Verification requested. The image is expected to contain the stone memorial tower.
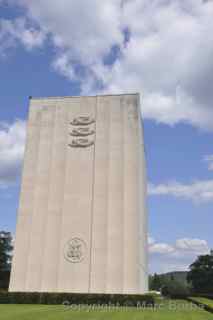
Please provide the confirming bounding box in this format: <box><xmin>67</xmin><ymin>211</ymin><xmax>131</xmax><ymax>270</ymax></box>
<box><xmin>9</xmin><ymin>94</ymin><xmax>148</xmax><ymax>293</ymax></box>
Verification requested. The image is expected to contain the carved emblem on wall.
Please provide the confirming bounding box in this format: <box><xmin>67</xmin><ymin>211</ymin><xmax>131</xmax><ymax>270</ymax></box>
<box><xmin>69</xmin><ymin>115</ymin><xmax>96</xmax><ymax>148</ymax></box>
<box><xmin>69</xmin><ymin>138</ymin><xmax>94</xmax><ymax>148</ymax></box>
<box><xmin>64</xmin><ymin>238</ymin><xmax>86</xmax><ymax>263</ymax></box>
<box><xmin>70</xmin><ymin>116</ymin><xmax>95</xmax><ymax>126</ymax></box>
<box><xmin>70</xmin><ymin>127</ymin><xmax>95</xmax><ymax>137</ymax></box>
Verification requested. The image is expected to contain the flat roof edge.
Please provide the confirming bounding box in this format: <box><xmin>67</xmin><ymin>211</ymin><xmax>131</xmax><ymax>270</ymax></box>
<box><xmin>29</xmin><ymin>93</ymin><xmax>140</xmax><ymax>100</ymax></box>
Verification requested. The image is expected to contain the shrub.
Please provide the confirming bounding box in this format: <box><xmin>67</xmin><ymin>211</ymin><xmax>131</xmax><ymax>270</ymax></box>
<box><xmin>161</xmin><ymin>280</ymin><xmax>190</xmax><ymax>299</ymax></box>
<box><xmin>0</xmin><ymin>292</ymin><xmax>155</xmax><ymax>306</ymax></box>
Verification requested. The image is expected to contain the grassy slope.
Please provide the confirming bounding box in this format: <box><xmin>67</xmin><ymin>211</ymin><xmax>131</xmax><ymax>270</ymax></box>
<box><xmin>0</xmin><ymin>300</ymin><xmax>212</xmax><ymax>320</ymax></box>
<box><xmin>189</xmin><ymin>297</ymin><xmax>213</xmax><ymax>308</ymax></box>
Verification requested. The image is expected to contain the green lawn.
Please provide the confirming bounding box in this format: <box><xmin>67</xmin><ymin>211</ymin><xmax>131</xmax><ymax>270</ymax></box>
<box><xmin>189</xmin><ymin>297</ymin><xmax>213</xmax><ymax>309</ymax></box>
<box><xmin>0</xmin><ymin>300</ymin><xmax>212</xmax><ymax>320</ymax></box>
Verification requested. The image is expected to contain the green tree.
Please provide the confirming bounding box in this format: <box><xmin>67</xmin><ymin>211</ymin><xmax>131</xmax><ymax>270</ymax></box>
<box><xmin>161</xmin><ymin>279</ymin><xmax>190</xmax><ymax>298</ymax></box>
<box><xmin>149</xmin><ymin>273</ymin><xmax>162</xmax><ymax>290</ymax></box>
<box><xmin>0</xmin><ymin>231</ymin><xmax>13</xmax><ymax>289</ymax></box>
<box><xmin>187</xmin><ymin>253</ymin><xmax>213</xmax><ymax>294</ymax></box>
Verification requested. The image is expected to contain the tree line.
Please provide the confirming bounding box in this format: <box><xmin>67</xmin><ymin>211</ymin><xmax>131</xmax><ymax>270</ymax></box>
<box><xmin>0</xmin><ymin>231</ymin><xmax>13</xmax><ymax>290</ymax></box>
<box><xmin>149</xmin><ymin>252</ymin><xmax>213</xmax><ymax>296</ymax></box>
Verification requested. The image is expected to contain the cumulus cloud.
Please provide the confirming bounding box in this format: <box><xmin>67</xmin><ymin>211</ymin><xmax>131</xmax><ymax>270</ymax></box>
<box><xmin>100</xmin><ymin>0</ymin><xmax>213</xmax><ymax>130</ymax></box>
<box><xmin>16</xmin><ymin>0</ymin><xmax>123</xmax><ymax>62</ymax></box>
<box><xmin>175</xmin><ymin>238</ymin><xmax>209</xmax><ymax>253</ymax></box>
<box><xmin>0</xmin><ymin>120</ymin><xmax>26</xmax><ymax>188</ymax></box>
<box><xmin>149</xmin><ymin>242</ymin><xmax>175</xmax><ymax>254</ymax></box>
<box><xmin>149</xmin><ymin>236</ymin><xmax>210</xmax><ymax>273</ymax></box>
<box><xmin>149</xmin><ymin>237</ymin><xmax>209</xmax><ymax>256</ymax></box>
<box><xmin>2</xmin><ymin>0</ymin><xmax>213</xmax><ymax>130</ymax></box>
<box><xmin>0</xmin><ymin>17</ymin><xmax>45</xmax><ymax>53</ymax></box>
<box><xmin>148</xmin><ymin>180</ymin><xmax>213</xmax><ymax>203</ymax></box>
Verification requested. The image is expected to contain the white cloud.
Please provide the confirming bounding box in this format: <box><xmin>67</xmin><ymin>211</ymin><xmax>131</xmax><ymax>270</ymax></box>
<box><xmin>0</xmin><ymin>120</ymin><xmax>26</xmax><ymax>188</ymax></box>
<box><xmin>148</xmin><ymin>180</ymin><xmax>213</xmax><ymax>203</ymax></box>
<box><xmin>16</xmin><ymin>0</ymin><xmax>123</xmax><ymax>62</ymax></box>
<box><xmin>2</xmin><ymin>1</ymin><xmax>213</xmax><ymax>130</ymax></box>
<box><xmin>149</xmin><ymin>236</ymin><xmax>210</xmax><ymax>273</ymax></box>
<box><xmin>203</xmin><ymin>155</ymin><xmax>213</xmax><ymax>171</ymax></box>
<box><xmin>1</xmin><ymin>1</ymin><xmax>213</xmax><ymax>187</ymax></box>
<box><xmin>0</xmin><ymin>17</ymin><xmax>45</xmax><ymax>53</ymax></box>
<box><xmin>175</xmin><ymin>238</ymin><xmax>209</xmax><ymax>253</ymax></box>
<box><xmin>149</xmin><ymin>237</ymin><xmax>209</xmax><ymax>256</ymax></box>
<box><xmin>100</xmin><ymin>0</ymin><xmax>213</xmax><ymax>130</ymax></box>
<box><xmin>149</xmin><ymin>242</ymin><xmax>175</xmax><ymax>254</ymax></box>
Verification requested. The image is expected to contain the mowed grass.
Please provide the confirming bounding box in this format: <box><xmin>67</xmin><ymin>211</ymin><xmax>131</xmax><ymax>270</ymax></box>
<box><xmin>0</xmin><ymin>300</ymin><xmax>212</xmax><ymax>320</ymax></box>
<box><xmin>189</xmin><ymin>297</ymin><xmax>213</xmax><ymax>308</ymax></box>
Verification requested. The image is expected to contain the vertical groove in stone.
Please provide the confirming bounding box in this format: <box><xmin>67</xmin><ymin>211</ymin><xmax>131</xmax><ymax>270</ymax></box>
<box><xmin>105</xmin><ymin>106</ymin><xmax>110</xmax><ymax>294</ymax></box>
<box><xmin>55</xmin><ymin>103</ymin><xmax>69</xmax><ymax>292</ymax></box>
<box><xmin>9</xmin><ymin>106</ymin><xmax>41</xmax><ymax>291</ymax></box>
<box><xmin>121</xmin><ymin>97</ymin><xmax>124</xmax><ymax>294</ymax></box>
<box><xmin>57</xmin><ymin>97</ymin><xmax>95</xmax><ymax>292</ymax></box>
<box><xmin>121</xmin><ymin>96</ymin><xmax>126</xmax><ymax>294</ymax></box>
<box><xmin>57</xmin><ymin>100</ymin><xmax>78</xmax><ymax>292</ymax></box>
<box><xmin>55</xmin><ymin>104</ymin><xmax>69</xmax><ymax>293</ymax></box>
<box><xmin>25</xmin><ymin>106</ymin><xmax>54</xmax><ymax>291</ymax></box>
<box><xmin>106</xmin><ymin>96</ymin><xmax>124</xmax><ymax>293</ymax></box>
<box><xmin>88</xmin><ymin>96</ymin><xmax>97</xmax><ymax>293</ymax></box>
<box><xmin>39</xmin><ymin>105</ymin><xmax>56</xmax><ymax>291</ymax></box>
<box><xmin>23</xmin><ymin>107</ymin><xmax>42</xmax><ymax>291</ymax></box>
<box><xmin>90</xmin><ymin>96</ymin><xmax>110</xmax><ymax>293</ymax></box>
<box><xmin>123</xmin><ymin>95</ymin><xmax>140</xmax><ymax>293</ymax></box>
<box><xmin>137</xmin><ymin>94</ymin><xmax>148</xmax><ymax>293</ymax></box>
<box><xmin>41</xmin><ymin>102</ymin><xmax>68</xmax><ymax>291</ymax></box>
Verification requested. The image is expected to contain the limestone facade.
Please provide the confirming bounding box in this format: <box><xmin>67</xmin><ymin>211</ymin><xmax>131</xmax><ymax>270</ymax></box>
<box><xmin>9</xmin><ymin>94</ymin><xmax>148</xmax><ymax>293</ymax></box>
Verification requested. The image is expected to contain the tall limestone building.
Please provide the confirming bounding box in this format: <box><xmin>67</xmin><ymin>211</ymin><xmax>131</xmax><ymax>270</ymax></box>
<box><xmin>9</xmin><ymin>94</ymin><xmax>148</xmax><ymax>294</ymax></box>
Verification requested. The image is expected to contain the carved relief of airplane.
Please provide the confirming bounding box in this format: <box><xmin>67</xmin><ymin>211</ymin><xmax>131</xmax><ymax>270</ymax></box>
<box><xmin>70</xmin><ymin>127</ymin><xmax>95</xmax><ymax>136</ymax></box>
<box><xmin>69</xmin><ymin>138</ymin><xmax>94</xmax><ymax>148</ymax></box>
<box><xmin>70</xmin><ymin>116</ymin><xmax>95</xmax><ymax>126</ymax></box>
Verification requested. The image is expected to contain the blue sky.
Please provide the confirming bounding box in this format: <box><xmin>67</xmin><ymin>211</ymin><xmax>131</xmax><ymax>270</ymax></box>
<box><xmin>0</xmin><ymin>0</ymin><xmax>213</xmax><ymax>274</ymax></box>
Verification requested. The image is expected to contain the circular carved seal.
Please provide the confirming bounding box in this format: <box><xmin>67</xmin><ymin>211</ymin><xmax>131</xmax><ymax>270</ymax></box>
<box><xmin>64</xmin><ymin>238</ymin><xmax>86</xmax><ymax>263</ymax></box>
